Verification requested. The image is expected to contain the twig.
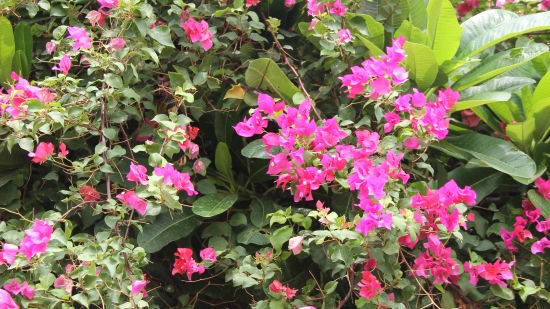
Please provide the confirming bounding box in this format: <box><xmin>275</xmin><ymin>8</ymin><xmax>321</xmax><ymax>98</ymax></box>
<box><xmin>400</xmin><ymin>250</ymin><xmax>442</xmax><ymax>309</ymax></box>
<box><xmin>337</xmin><ymin>267</ymin><xmax>355</xmax><ymax>309</ymax></box>
<box><xmin>100</xmin><ymin>83</ymin><xmax>111</xmax><ymax>200</ymax></box>
<box><xmin>259</xmin><ymin>11</ymin><xmax>322</xmax><ymax>120</ymax></box>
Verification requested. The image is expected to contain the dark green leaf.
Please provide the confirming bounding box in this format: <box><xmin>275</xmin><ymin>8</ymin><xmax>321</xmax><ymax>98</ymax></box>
<box><xmin>137</xmin><ymin>210</ymin><xmax>200</xmax><ymax>253</ymax></box>
<box><xmin>192</xmin><ymin>193</ymin><xmax>238</xmax><ymax>217</ymax></box>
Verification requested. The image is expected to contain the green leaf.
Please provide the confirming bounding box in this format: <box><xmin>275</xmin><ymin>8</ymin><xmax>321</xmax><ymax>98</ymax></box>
<box><xmin>459</xmin><ymin>10</ymin><xmax>517</xmax><ymax>56</ymax></box>
<box><xmin>395</xmin><ymin>20</ymin><xmax>428</xmax><ymax>45</ymax></box>
<box><xmin>452</xmin><ymin>45</ymin><xmax>549</xmax><ymax>91</ymax></box>
<box><xmin>490</xmin><ymin>285</ymin><xmax>515</xmax><ymax>300</ymax></box>
<box><xmin>0</xmin><ymin>16</ymin><xmax>15</xmax><ymax>83</ymax></box>
<box><xmin>245</xmin><ymin>58</ymin><xmax>300</xmax><ymax>103</ymax></box>
<box><xmin>506</xmin><ymin>118</ymin><xmax>535</xmax><ymax>152</ymax></box>
<box><xmin>13</xmin><ymin>22</ymin><xmax>32</xmax><ymax>75</ymax></box>
<box><xmin>448</xmin><ymin>166</ymin><xmax>506</xmax><ymax>204</ymax></box>
<box><xmin>355</xmin><ymin>34</ymin><xmax>385</xmax><ymax>57</ymax></box>
<box><xmin>237</xmin><ymin>227</ymin><xmax>270</xmax><ymax>245</ymax></box>
<box><xmin>407</xmin><ymin>0</ymin><xmax>427</xmax><ymax>29</ymax></box>
<box><xmin>12</xmin><ymin>50</ymin><xmax>30</xmax><ymax>79</ymax></box>
<box><xmin>458</xmin><ymin>10</ymin><xmax>550</xmax><ymax>58</ymax></box>
<box><xmin>241</xmin><ymin>139</ymin><xmax>269</xmax><ymax>159</ymax></box>
<box><xmin>461</xmin><ymin>76</ymin><xmax>535</xmax><ymax>98</ymax></box>
<box><xmin>270</xmin><ymin>225</ymin><xmax>293</xmax><ymax>252</ymax></box>
<box><xmin>426</xmin><ymin>0</ymin><xmax>462</xmax><ymax>64</ymax></box>
<box><xmin>451</xmin><ymin>92</ymin><xmax>511</xmax><ymax>112</ymax></box>
<box><xmin>192</xmin><ymin>193</ymin><xmax>238</xmax><ymax>217</ymax></box>
<box><xmin>215</xmin><ymin>142</ymin><xmax>233</xmax><ymax>181</ymax></box>
<box><xmin>137</xmin><ymin>210</ymin><xmax>200</xmax><ymax>253</ymax></box>
<box><xmin>104</xmin><ymin>73</ymin><xmax>123</xmax><ymax>89</ymax></box>
<box><xmin>528</xmin><ymin>189</ymin><xmax>550</xmax><ymax>219</ymax></box>
<box><xmin>347</xmin><ymin>13</ymin><xmax>384</xmax><ymax>49</ymax></box>
<box><xmin>71</xmin><ymin>294</ymin><xmax>90</xmax><ymax>308</ymax></box>
<box><xmin>403</xmin><ymin>41</ymin><xmax>438</xmax><ymax>90</ymax></box>
<box><xmin>149</xmin><ymin>25</ymin><xmax>175</xmax><ymax>48</ymax></box>
<box><xmin>445</xmin><ymin>133</ymin><xmax>536</xmax><ymax>178</ymax></box>
<box><xmin>250</xmin><ymin>198</ymin><xmax>276</xmax><ymax>228</ymax></box>
<box><xmin>529</xmin><ymin>71</ymin><xmax>550</xmax><ymax>116</ymax></box>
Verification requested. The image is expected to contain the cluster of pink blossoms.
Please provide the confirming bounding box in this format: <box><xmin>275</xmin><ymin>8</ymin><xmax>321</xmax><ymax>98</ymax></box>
<box><xmin>500</xmin><ymin>177</ymin><xmax>550</xmax><ymax>254</ymax></box>
<box><xmin>172</xmin><ymin>247</ymin><xmax>216</xmax><ymax>280</ymax></box>
<box><xmin>358</xmin><ymin>260</ymin><xmax>383</xmax><ymax>299</ymax></box>
<box><xmin>306</xmin><ymin>0</ymin><xmax>346</xmax><ymax>16</ymax></box>
<box><xmin>28</xmin><ymin>142</ymin><xmax>68</xmax><ymax>165</ymax></box>
<box><xmin>0</xmin><ymin>289</ymin><xmax>19</xmax><ymax>309</ymax></box>
<box><xmin>0</xmin><ymin>220</ymin><xmax>53</xmax><ymax>267</ymax></box>
<box><xmin>0</xmin><ymin>73</ymin><xmax>57</xmax><ymax>121</ymax></box>
<box><xmin>464</xmin><ymin>259</ymin><xmax>515</xmax><ymax>287</ymax></box>
<box><xmin>412</xmin><ymin>234</ymin><xmax>460</xmax><ymax>284</ymax></box>
<box><xmin>181</xmin><ymin>17</ymin><xmax>213</xmax><ymax>51</ymax></box>
<box><xmin>269</xmin><ymin>280</ymin><xmax>298</xmax><ymax>300</ymax></box>
<box><xmin>3</xmin><ymin>279</ymin><xmax>34</xmax><ymax>301</ymax></box>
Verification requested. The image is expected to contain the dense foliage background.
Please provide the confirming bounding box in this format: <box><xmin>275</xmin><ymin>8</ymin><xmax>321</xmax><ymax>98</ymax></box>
<box><xmin>1</xmin><ymin>0</ymin><xmax>550</xmax><ymax>308</ymax></box>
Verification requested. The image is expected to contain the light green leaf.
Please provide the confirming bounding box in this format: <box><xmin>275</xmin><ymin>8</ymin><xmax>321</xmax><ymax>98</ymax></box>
<box><xmin>0</xmin><ymin>16</ymin><xmax>15</xmax><ymax>83</ymax></box>
<box><xmin>403</xmin><ymin>41</ymin><xmax>438</xmax><ymax>90</ymax></box>
<box><xmin>395</xmin><ymin>20</ymin><xmax>428</xmax><ymax>45</ymax></box>
<box><xmin>445</xmin><ymin>133</ymin><xmax>536</xmax><ymax>178</ymax></box>
<box><xmin>451</xmin><ymin>92</ymin><xmax>511</xmax><ymax>112</ymax></box>
<box><xmin>149</xmin><ymin>25</ymin><xmax>175</xmax><ymax>48</ymax></box>
<box><xmin>528</xmin><ymin>189</ymin><xmax>550</xmax><ymax>219</ymax></box>
<box><xmin>347</xmin><ymin>13</ymin><xmax>384</xmax><ymax>49</ymax></box>
<box><xmin>355</xmin><ymin>34</ymin><xmax>385</xmax><ymax>57</ymax></box>
<box><xmin>137</xmin><ymin>210</ymin><xmax>200</xmax><ymax>253</ymax></box>
<box><xmin>529</xmin><ymin>71</ymin><xmax>550</xmax><ymax>115</ymax></box>
<box><xmin>407</xmin><ymin>0</ymin><xmax>427</xmax><ymax>29</ymax></box>
<box><xmin>452</xmin><ymin>44</ymin><xmax>549</xmax><ymax>91</ymax></box>
<box><xmin>426</xmin><ymin>0</ymin><xmax>462</xmax><ymax>64</ymax></box>
<box><xmin>270</xmin><ymin>225</ymin><xmax>293</xmax><ymax>252</ymax></box>
<box><xmin>192</xmin><ymin>193</ymin><xmax>238</xmax><ymax>217</ymax></box>
<box><xmin>245</xmin><ymin>58</ymin><xmax>300</xmax><ymax>103</ymax></box>
<box><xmin>459</xmin><ymin>9</ymin><xmax>517</xmax><ymax>55</ymax></box>
<box><xmin>458</xmin><ymin>10</ymin><xmax>550</xmax><ymax>58</ymax></box>
<box><xmin>215</xmin><ymin>142</ymin><xmax>233</xmax><ymax>181</ymax></box>
<box><xmin>506</xmin><ymin>118</ymin><xmax>535</xmax><ymax>152</ymax></box>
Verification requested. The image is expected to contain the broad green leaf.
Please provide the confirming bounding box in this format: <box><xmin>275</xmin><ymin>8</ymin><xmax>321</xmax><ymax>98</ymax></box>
<box><xmin>528</xmin><ymin>189</ymin><xmax>550</xmax><ymax>219</ymax></box>
<box><xmin>237</xmin><ymin>227</ymin><xmax>270</xmax><ymax>245</ymax></box>
<box><xmin>451</xmin><ymin>92</ymin><xmax>511</xmax><ymax>112</ymax></box>
<box><xmin>13</xmin><ymin>22</ymin><xmax>32</xmax><ymax>72</ymax></box>
<box><xmin>250</xmin><ymin>198</ymin><xmax>276</xmax><ymax>228</ymax></box>
<box><xmin>11</xmin><ymin>50</ymin><xmax>30</xmax><ymax>79</ymax></box>
<box><xmin>192</xmin><ymin>193</ymin><xmax>238</xmax><ymax>217</ymax></box>
<box><xmin>270</xmin><ymin>225</ymin><xmax>293</xmax><ymax>252</ymax></box>
<box><xmin>471</xmin><ymin>106</ymin><xmax>501</xmax><ymax>132</ymax></box>
<box><xmin>506</xmin><ymin>118</ymin><xmax>535</xmax><ymax>152</ymax></box>
<box><xmin>529</xmin><ymin>71</ymin><xmax>550</xmax><ymax>115</ymax></box>
<box><xmin>452</xmin><ymin>44</ymin><xmax>549</xmax><ymax>91</ymax></box>
<box><xmin>395</xmin><ymin>20</ymin><xmax>428</xmax><ymax>45</ymax></box>
<box><xmin>490</xmin><ymin>285</ymin><xmax>514</xmax><ymax>300</ymax></box>
<box><xmin>241</xmin><ymin>139</ymin><xmax>269</xmax><ymax>159</ymax></box>
<box><xmin>445</xmin><ymin>133</ymin><xmax>536</xmax><ymax>178</ymax></box>
<box><xmin>347</xmin><ymin>13</ymin><xmax>384</xmax><ymax>49</ymax></box>
<box><xmin>458</xmin><ymin>10</ymin><xmax>550</xmax><ymax>58</ymax></box>
<box><xmin>426</xmin><ymin>0</ymin><xmax>462</xmax><ymax>64</ymax></box>
<box><xmin>137</xmin><ymin>210</ymin><xmax>200</xmax><ymax>253</ymax></box>
<box><xmin>407</xmin><ymin>0</ymin><xmax>427</xmax><ymax>29</ymax></box>
<box><xmin>245</xmin><ymin>58</ymin><xmax>300</xmax><ymax>103</ymax></box>
<box><xmin>224</xmin><ymin>84</ymin><xmax>246</xmax><ymax>100</ymax></box>
<box><xmin>459</xmin><ymin>10</ymin><xmax>517</xmax><ymax>55</ymax></box>
<box><xmin>0</xmin><ymin>16</ymin><xmax>15</xmax><ymax>83</ymax></box>
<box><xmin>533</xmin><ymin>103</ymin><xmax>550</xmax><ymax>142</ymax></box>
<box><xmin>403</xmin><ymin>42</ymin><xmax>438</xmax><ymax>90</ymax></box>
<box><xmin>149</xmin><ymin>25</ymin><xmax>175</xmax><ymax>48</ymax></box>
<box><xmin>355</xmin><ymin>34</ymin><xmax>385</xmax><ymax>57</ymax></box>
<box><xmin>461</xmin><ymin>76</ymin><xmax>535</xmax><ymax>98</ymax></box>
<box><xmin>215</xmin><ymin>142</ymin><xmax>233</xmax><ymax>181</ymax></box>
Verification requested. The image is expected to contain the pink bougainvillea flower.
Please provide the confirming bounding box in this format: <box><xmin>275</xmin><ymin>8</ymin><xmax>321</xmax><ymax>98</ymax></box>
<box><xmin>79</xmin><ymin>185</ymin><xmax>100</xmax><ymax>202</ymax></box>
<box><xmin>464</xmin><ymin>259</ymin><xmax>514</xmax><ymax>287</ymax></box>
<box><xmin>1</xmin><ymin>244</ymin><xmax>18</xmax><ymax>265</ymax></box>
<box><xmin>18</xmin><ymin>219</ymin><xmax>53</xmax><ymax>260</ymax></box>
<box><xmin>541</xmin><ymin>0</ymin><xmax>550</xmax><ymax>9</ymax></box>
<box><xmin>54</xmin><ymin>275</ymin><xmax>74</xmax><ymax>294</ymax></box>
<box><xmin>46</xmin><ymin>41</ymin><xmax>56</xmax><ymax>54</ymax></box>
<box><xmin>98</xmin><ymin>0</ymin><xmax>118</xmax><ymax>9</ymax></box>
<box><xmin>309</xmin><ymin>18</ymin><xmax>319</xmax><ymax>30</ymax></box>
<box><xmin>20</xmin><ymin>282</ymin><xmax>34</xmax><ymax>300</ymax></box>
<box><xmin>330</xmin><ymin>0</ymin><xmax>346</xmax><ymax>16</ymax></box>
<box><xmin>403</xmin><ymin>137</ymin><xmax>419</xmax><ymax>149</ymax></box>
<box><xmin>28</xmin><ymin>142</ymin><xmax>54</xmax><ymax>164</ymax></box>
<box><xmin>288</xmin><ymin>236</ymin><xmax>304</xmax><ymax>255</ymax></box>
<box><xmin>110</xmin><ymin>37</ymin><xmax>126</xmax><ymax>50</ymax></box>
<box><xmin>193</xmin><ymin>159</ymin><xmax>206</xmax><ymax>174</ymax></box>
<box><xmin>116</xmin><ymin>190</ymin><xmax>148</xmax><ymax>216</ymax></box>
<box><xmin>154</xmin><ymin>164</ymin><xmax>197</xmax><ymax>196</ymax></box>
<box><xmin>127</xmin><ymin>162</ymin><xmax>149</xmax><ymax>185</ymax></box>
<box><xmin>233</xmin><ymin>111</ymin><xmax>267</xmax><ymax>137</ymax></box>
<box><xmin>86</xmin><ymin>10</ymin><xmax>106</xmax><ymax>27</ymax></box>
<box><xmin>131</xmin><ymin>275</ymin><xmax>148</xmax><ymax>297</ymax></box>
<box><xmin>535</xmin><ymin>177</ymin><xmax>550</xmax><ymax>200</ymax></box>
<box><xmin>338</xmin><ymin>29</ymin><xmax>352</xmax><ymax>43</ymax></box>
<box><xmin>285</xmin><ymin>0</ymin><xmax>296</xmax><ymax>7</ymax></box>
<box><xmin>461</xmin><ymin>109</ymin><xmax>481</xmax><ymax>128</ymax></box>
<box><xmin>457</xmin><ymin>0</ymin><xmax>479</xmax><ymax>15</ymax></box>
<box><xmin>383</xmin><ymin>112</ymin><xmax>400</xmax><ymax>133</ymax></box>
<box><xmin>67</xmin><ymin>27</ymin><xmax>92</xmax><ymax>51</ymax></box>
<box><xmin>52</xmin><ymin>54</ymin><xmax>71</xmax><ymax>75</ymax></box>
<box><xmin>245</xmin><ymin>0</ymin><xmax>260</xmax><ymax>7</ymax></box>
<box><xmin>57</xmin><ymin>142</ymin><xmax>69</xmax><ymax>158</ymax></box>
<box><xmin>0</xmin><ymin>289</ymin><xmax>18</xmax><ymax>309</ymax></box>
<box><xmin>172</xmin><ymin>248</ymin><xmax>205</xmax><ymax>280</ymax></box>
<box><xmin>181</xmin><ymin>18</ymin><xmax>213</xmax><ymax>51</ymax></box>
<box><xmin>199</xmin><ymin>247</ymin><xmax>217</xmax><ymax>262</ymax></box>
<box><xmin>532</xmin><ymin>237</ymin><xmax>550</xmax><ymax>254</ymax></box>
<box><xmin>3</xmin><ymin>279</ymin><xmax>21</xmax><ymax>295</ymax></box>
<box><xmin>269</xmin><ymin>280</ymin><xmax>297</xmax><ymax>299</ymax></box>
<box><xmin>358</xmin><ymin>268</ymin><xmax>382</xmax><ymax>299</ymax></box>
